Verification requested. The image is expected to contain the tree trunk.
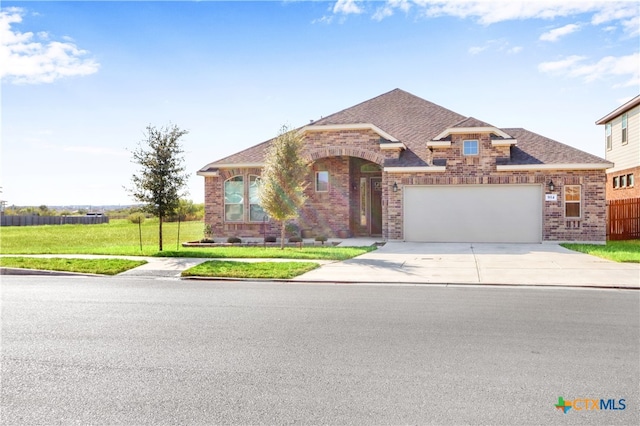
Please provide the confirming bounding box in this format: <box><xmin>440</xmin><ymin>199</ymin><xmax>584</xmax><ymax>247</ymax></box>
<box><xmin>159</xmin><ymin>214</ymin><xmax>163</xmax><ymax>251</ymax></box>
<box><xmin>280</xmin><ymin>221</ymin><xmax>285</xmax><ymax>250</ymax></box>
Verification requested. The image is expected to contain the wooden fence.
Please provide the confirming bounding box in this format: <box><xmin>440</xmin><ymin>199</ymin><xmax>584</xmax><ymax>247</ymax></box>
<box><xmin>607</xmin><ymin>197</ymin><xmax>640</xmax><ymax>240</ymax></box>
<box><xmin>0</xmin><ymin>215</ymin><xmax>109</xmax><ymax>227</ymax></box>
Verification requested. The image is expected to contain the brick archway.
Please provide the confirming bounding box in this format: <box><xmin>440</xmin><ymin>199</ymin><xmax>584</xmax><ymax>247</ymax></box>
<box><xmin>303</xmin><ymin>146</ymin><xmax>385</xmax><ymax>166</ymax></box>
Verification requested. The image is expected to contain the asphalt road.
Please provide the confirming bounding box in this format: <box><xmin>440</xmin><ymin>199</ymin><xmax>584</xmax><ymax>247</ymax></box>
<box><xmin>1</xmin><ymin>276</ymin><xmax>638</xmax><ymax>425</ymax></box>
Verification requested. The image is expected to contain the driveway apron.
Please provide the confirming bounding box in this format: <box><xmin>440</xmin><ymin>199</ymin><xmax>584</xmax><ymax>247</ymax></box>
<box><xmin>294</xmin><ymin>242</ymin><xmax>640</xmax><ymax>288</ymax></box>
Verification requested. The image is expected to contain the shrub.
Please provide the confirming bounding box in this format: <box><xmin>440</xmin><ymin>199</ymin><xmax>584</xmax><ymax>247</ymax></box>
<box><xmin>288</xmin><ymin>236</ymin><xmax>303</xmax><ymax>243</ymax></box>
<box><xmin>285</xmin><ymin>222</ymin><xmax>300</xmax><ymax>237</ymax></box>
<box><xmin>200</xmin><ymin>238</ymin><xmax>215</xmax><ymax>244</ymax></box>
<box><xmin>264</xmin><ymin>235</ymin><xmax>277</xmax><ymax>243</ymax></box>
<box><xmin>128</xmin><ymin>213</ymin><xmax>146</xmax><ymax>224</ymax></box>
<box><xmin>203</xmin><ymin>224</ymin><xmax>213</xmax><ymax>239</ymax></box>
<box><xmin>315</xmin><ymin>235</ymin><xmax>328</xmax><ymax>244</ymax></box>
<box><xmin>227</xmin><ymin>237</ymin><xmax>242</xmax><ymax>244</ymax></box>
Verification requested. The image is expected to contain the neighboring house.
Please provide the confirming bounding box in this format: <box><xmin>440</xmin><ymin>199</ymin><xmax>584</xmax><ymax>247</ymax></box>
<box><xmin>596</xmin><ymin>95</ymin><xmax>640</xmax><ymax>201</ymax></box>
<box><xmin>198</xmin><ymin>89</ymin><xmax>612</xmax><ymax>243</ymax></box>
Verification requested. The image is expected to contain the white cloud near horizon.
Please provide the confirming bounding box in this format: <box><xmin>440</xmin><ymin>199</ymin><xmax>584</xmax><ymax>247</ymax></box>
<box><xmin>62</xmin><ymin>145</ymin><xmax>128</xmax><ymax>157</ymax></box>
<box><xmin>540</xmin><ymin>23</ymin><xmax>580</xmax><ymax>42</ymax></box>
<box><xmin>539</xmin><ymin>52</ymin><xmax>640</xmax><ymax>88</ymax></box>
<box><xmin>0</xmin><ymin>8</ymin><xmax>99</xmax><ymax>84</ymax></box>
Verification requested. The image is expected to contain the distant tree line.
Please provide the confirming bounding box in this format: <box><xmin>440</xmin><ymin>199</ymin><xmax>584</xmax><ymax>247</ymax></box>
<box><xmin>3</xmin><ymin>200</ymin><xmax>204</xmax><ymax>221</ymax></box>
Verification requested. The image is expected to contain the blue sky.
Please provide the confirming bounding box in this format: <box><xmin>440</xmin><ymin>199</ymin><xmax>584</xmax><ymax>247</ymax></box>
<box><xmin>1</xmin><ymin>0</ymin><xmax>638</xmax><ymax>206</ymax></box>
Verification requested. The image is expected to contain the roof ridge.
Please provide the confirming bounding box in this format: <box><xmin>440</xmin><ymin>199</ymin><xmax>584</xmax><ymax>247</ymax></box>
<box><xmin>312</xmin><ymin>88</ymin><xmax>405</xmax><ymax>123</ymax></box>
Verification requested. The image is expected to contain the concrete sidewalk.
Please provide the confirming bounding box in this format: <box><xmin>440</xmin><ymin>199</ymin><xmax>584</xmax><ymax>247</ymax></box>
<box><xmin>2</xmin><ymin>243</ymin><xmax>638</xmax><ymax>288</ymax></box>
<box><xmin>293</xmin><ymin>242</ymin><xmax>640</xmax><ymax>289</ymax></box>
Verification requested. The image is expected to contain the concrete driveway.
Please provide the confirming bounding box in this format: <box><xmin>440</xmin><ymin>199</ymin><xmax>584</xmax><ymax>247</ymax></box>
<box><xmin>294</xmin><ymin>242</ymin><xmax>640</xmax><ymax>288</ymax></box>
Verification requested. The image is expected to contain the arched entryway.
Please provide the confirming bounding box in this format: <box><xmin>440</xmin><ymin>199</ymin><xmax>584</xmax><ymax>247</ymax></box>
<box><xmin>297</xmin><ymin>149</ymin><xmax>384</xmax><ymax>238</ymax></box>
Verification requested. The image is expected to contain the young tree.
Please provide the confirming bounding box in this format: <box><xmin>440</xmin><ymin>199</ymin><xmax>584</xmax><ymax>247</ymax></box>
<box><xmin>259</xmin><ymin>125</ymin><xmax>308</xmax><ymax>249</ymax></box>
<box><xmin>128</xmin><ymin>124</ymin><xmax>189</xmax><ymax>251</ymax></box>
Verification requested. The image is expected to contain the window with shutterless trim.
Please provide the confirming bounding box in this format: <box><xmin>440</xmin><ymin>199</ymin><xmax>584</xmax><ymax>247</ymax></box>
<box><xmin>565</xmin><ymin>185</ymin><xmax>581</xmax><ymax>218</ymax></box>
<box><xmin>606</xmin><ymin>123</ymin><xmax>612</xmax><ymax>150</ymax></box>
<box><xmin>622</xmin><ymin>114</ymin><xmax>628</xmax><ymax>145</ymax></box>
<box><xmin>249</xmin><ymin>175</ymin><xmax>267</xmax><ymax>222</ymax></box>
<box><xmin>224</xmin><ymin>176</ymin><xmax>244</xmax><ymax>222</ymax></box>
<box><xmin>315</xmin><ymin>171</ymin><xmax>329</xmax><ymax>192</ymax></box>
<box><xmin>463</xmin><ymin>140</ymin><xmax>479</xmax><ymax>156</ymax></box>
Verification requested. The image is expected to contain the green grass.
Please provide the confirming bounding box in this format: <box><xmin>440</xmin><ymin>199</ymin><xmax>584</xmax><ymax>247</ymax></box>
<box><xmin>157</xmin><ymin>246</ymin><xmax>375</xmax><ymax>260</ymax></box>
<box><xmin>182</xmin><ymin>260</ymin><xmax>319</xmax><ymax>279</ymax></box>
<box><xmin>0</xmin><ymin>219</ymin><xmax>204</xmax><ymax>256</ymax></box>
<box><xmin>561</xmin><ymin>240</ymin><xmax>640</xmax><ymax>263</ymax></box>
<box><xmin>0</xmin><ymin>219</ymin><xmax>375</xmax><ymax>260</ymax></box>
<box><xmin>0</xmin><ymin>257</ymin><xmax>147</xmax><ymax>275</ymax></box>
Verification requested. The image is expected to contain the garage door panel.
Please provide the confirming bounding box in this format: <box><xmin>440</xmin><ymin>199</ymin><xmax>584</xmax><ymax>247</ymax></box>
<box><xmin>404</xmin><ymin>185</ymin><xmax>542</xmax><ymax>243</ymax></box>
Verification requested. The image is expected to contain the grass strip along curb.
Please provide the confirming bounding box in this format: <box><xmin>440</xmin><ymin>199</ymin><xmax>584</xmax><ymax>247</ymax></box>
<box><xmin>182</xmin><ymin>260</ymin><xmax>319</xmax><ymax>279</ymax></box>
<box><xmin>0</xmin><ymin>257</ymin><xmax>148</xmax><ymax>275</ymax></box>
<box><xmin>561</xmin><ymin>240</ymin><xmax>640</xmax><ymax>263</ymax></box>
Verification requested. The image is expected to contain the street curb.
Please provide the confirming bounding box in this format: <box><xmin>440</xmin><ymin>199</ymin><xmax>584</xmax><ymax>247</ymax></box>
<box><xmin>180</xmin><ymin>276</ymin><xmax>639</xmax><ymax>290</ymax></box>
<box><xmin>0</xmin><ymin>267</ymin><xmax>105</xmax><ymax>277</ymax></box>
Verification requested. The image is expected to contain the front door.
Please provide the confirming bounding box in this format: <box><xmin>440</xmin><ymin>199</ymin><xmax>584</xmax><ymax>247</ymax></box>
<box><xmin>370</xmin><ymin>177</ymin><xmax>382</xmax><ymax>235</ymax></box>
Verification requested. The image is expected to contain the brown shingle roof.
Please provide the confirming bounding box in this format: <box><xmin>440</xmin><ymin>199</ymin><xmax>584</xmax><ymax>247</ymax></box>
<box><xmin>199</xmin><ymin>88</ymin><xmax>609</xmax><ymax>172</ymax></box>
<box><xmin>504</xmin><ymin>128</ymin><xmax>608</xmax><ymax>165</ymax></box>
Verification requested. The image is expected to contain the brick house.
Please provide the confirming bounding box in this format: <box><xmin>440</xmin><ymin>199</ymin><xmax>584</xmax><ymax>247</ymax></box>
<box><xmin>198</xmin><ymin>89</ymin><xmax>611</xmax><ymax>243</ymax></box>
<box><xmin>596</xmin><ymin>95</ymin><xmax>640</xmax><ymax>201</ymax></box>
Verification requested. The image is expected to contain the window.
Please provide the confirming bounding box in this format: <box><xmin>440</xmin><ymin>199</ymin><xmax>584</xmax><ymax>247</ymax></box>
<box><xmin>565</xmin><ymin>185</ymin><xmax>581</xmax><ymax>218</ymax></box>
<box><xmin>622</xmin><ymin>114</ymin><xmax>628</xmax><ymax>145</ymax></box>
<box><xmin>463</xmin><ymin>140</ymin><xmax>479</xmax><ymax>156</ymax></box>
<box><xmin>224</xmin><ymin>176</ymin><xmax>244</xmax><ymax>222</ymax></box>
<box><xmin>621</xmin><ymin>175</ymin><xmax>627</xmax><ymax>188</ymax></box>
<box><xmin>628</xmin><ymin>174</ymin><xmax>634</xmax><ymax>187</ymax></box>
<box><xmin>613</xmin><ymin>176</ymin><xmax>619</xmax><ymax>188</ymax></box>
<box><xmin>249</xmin><ymin>175</ymin><xmax>267</xmax><ymax>222</ymax></box>
<box><xmin>316</xmin><ymin>171</ymin><xmax>329</xmax><ymax>192</ymax></box>
<box><xmin>606</xmin><ymin>123</ymin><xmax>612</xmax><ymax>150</ymax></box>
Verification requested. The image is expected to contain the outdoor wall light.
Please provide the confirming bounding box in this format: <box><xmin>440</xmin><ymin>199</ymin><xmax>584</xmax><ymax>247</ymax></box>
<box><xmin>393</xmin><ymin>182</ymin><xmax>398</xmax><ymax>192</ymax></box>
<box><xmin>548</xmin><ymin>180</ymin><xmax>555</xmax><ymax>191</ymax></box>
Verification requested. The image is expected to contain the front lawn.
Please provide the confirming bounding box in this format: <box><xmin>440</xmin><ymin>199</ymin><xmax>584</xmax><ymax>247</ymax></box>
<box><xmin>0</xmin><ymin>219</ymin><xmax>203</xmax><ymax>256</ymax></box>
<box><xmin>182</xmin><ymin>260</ymin><xmax>319</xmax><ymax>279</ymax></box>
<box><xmin>0</xmin><ymin>257</ymin><xmax>148</xmax><ymax>275</ymax></box>
<box><xmin>0</xmin><ymin>220</ymin><xmax>375</xmax><ymax>260</ymax></box>
<box><xmin>561</xmin><ymin>240</ymin><xmax>640</xmax><ymax>263</ymax></box>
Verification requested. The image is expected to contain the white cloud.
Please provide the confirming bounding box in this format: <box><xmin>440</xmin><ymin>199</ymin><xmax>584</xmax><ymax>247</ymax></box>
<box><xmin>538</xmin><ymin>55</ymin><xmax>586</xmax><ymax>73</ymax></box>
<box><xmin>373</xmin><ymin>0</ymin><xmax>412</xmax><ymax>21</ymax></box>
<box><xmin>540</xmin><ymin>23</ymin><xmax>580</xmax><ymax>42</ymax></box>
<box><xmin>333</xmin><ymin>0</ymin><xmax>363</xmax><ymax>15</ymax></box>
<box><xmin>411</xmin><ymin>1</ymin><xmax>638</xmax><ymax>28</ymax></box>
<box><xmin>0</xmin><ymin>8</ymin><xmax>99</xmax><ymax>84</ymax></box>
<box><xmin>63</xmin><ymin>146</ymin><xmax>128</xmax><ymax>157</ymax></box>
<box><xmin>468</xmin><ymin>39</ymin><xmax>522</xmax><ymax>55</ymax></box>
<box><xmin>539</xmin><ymin>53</ymin><xmax>640</xmax><ymax>88</ymax></box>
<box><xmin>468</xmin><ymin>45</ymin><xmax>488</xmax><ymax>55</ymax></box>
<box><xmin>335</xmin><ymin>1</ymin><xmax>639</xmax><ymax>37</ymax></box>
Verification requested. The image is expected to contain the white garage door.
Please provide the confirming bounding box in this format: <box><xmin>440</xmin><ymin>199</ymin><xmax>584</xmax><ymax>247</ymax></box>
<box><xmin>404</xmin><ymin>185</ymin><xmax>542</xmax><ymax>243</ymax></box>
